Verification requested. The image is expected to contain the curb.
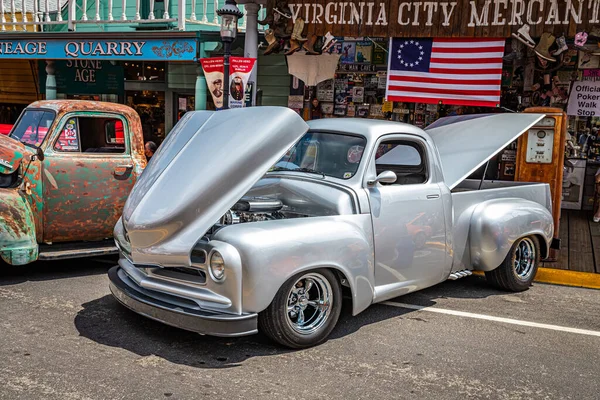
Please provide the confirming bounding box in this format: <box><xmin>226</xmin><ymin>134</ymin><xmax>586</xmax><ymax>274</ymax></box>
<box><xmin>473</xmin><ymin>268</ymin><xmax>600</xmax><ymax>290</ymax></box>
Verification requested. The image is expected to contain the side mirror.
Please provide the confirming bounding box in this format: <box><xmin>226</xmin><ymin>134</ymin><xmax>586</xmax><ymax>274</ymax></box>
<box><xmin>368</xmin><ymin>170</ymin><xmax>397</xmax><ymax>186</ymax></box>
<box><xmin>36</xmin><ymin>147</ymin><xmax>45</xmax><ymax>161</ymax></box>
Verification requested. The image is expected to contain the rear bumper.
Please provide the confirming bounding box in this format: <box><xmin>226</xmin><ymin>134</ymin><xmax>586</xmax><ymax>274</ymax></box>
<box><xmin>108</xmin><ymin>266</ymin><xmax>258</xmax><ymax>337</ymax></box>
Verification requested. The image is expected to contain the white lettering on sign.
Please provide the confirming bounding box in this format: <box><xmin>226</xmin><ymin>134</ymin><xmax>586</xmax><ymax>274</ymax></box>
<box><xmin>0</xmin><ymin>41</ymin><xmax>47</xmax><ymax>55</ymax></box>
<box><xmin>66</xmin><ymin>60</ymin><xmax>103</xmax><ymax>83</ymax></box>
<box><xmin>567</xmin><ymin>81</ymin><xmax>600</xmax><ymax>116</ymax></box>
<box><xmin>64</xmin><ymin>41</ymin><xmax>146</xmax><ymax>58</ymax></box>
<box><xmin>288</xmin><ymin>0</ymin><xmax>595</xmax><ymax>28</ymax></box>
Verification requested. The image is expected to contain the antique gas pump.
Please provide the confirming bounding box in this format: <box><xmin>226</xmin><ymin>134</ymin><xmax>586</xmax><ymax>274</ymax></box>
<box><xmin>514</xmin><ymin>107</ymin><xmax>567</xmax><ymax>260</ymax></box>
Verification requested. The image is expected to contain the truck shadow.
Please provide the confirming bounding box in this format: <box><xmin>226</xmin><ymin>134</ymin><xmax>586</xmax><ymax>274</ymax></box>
<box><xmin>0</xmin><ymin>257</ymin><xmax>117</xmax><ymax>286</ymax></box>
<box><xmin>73</xmin><ymin>276</ymin><xmax>507</xmax><ymax>369</ymax></box>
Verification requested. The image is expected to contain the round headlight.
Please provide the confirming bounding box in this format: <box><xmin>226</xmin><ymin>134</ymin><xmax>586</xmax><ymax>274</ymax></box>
<box><xmin>209</xmin><ymin>251</ymin><xmax>225</xmax><ymax>281</ymax></box>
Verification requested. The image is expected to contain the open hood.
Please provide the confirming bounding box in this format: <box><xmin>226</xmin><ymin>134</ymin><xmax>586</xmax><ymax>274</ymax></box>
<box><xmin>122</xmin><ymin>107</ymin><xmax>309</xmax><ymax>265</ymax></box>
<box><xmin>425</xmin><ymin>113</ymin><xmax>545</xmax><ymax>190</ymax></box>
<box><xmin>0</xmin><ymin>133</ymin><xmax>27</xmax><ymax>174</ymax></box>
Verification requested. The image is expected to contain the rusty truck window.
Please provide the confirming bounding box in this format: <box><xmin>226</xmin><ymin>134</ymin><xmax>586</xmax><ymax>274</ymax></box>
<box><xmin>54</xmin><ymin>118</ymin><xmax>81</xmax><ymax>152</ymax></box>
<box><xmin>54</xmin><ymin>116</ymin><xmax>126</xmax><ymax>154</ymax></box>
<box><xmin>10</xmin><ymin>110</ymin><xmax>55</xmax><ymax>148</ymax></box>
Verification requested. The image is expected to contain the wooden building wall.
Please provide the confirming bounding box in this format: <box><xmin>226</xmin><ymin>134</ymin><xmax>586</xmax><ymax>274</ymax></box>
<box><xmin>0</xmin><ymin>59</ymin><xmax>40</xmax><ymax>105</ymax></box>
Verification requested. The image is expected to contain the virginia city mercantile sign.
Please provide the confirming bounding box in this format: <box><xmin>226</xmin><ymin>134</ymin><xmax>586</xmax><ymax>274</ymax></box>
<box><xmin>286</xmin><ymin>0</ymin><xmax>600</xmax><ymax>37</ymax></box>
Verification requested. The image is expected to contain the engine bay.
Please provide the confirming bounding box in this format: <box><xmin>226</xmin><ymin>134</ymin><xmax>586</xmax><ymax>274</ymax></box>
<box><xmin>205</xmin><ymin>196</ymin><xmax>309</xmax><ymax>239</ymax></box>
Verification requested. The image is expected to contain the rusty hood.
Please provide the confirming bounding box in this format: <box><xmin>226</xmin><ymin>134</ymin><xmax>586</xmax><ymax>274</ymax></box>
<box><xmin>0</xmin><ymin>133</ymin><xmax>28</xmax><ymax>175</ymax></box>
<box><xmin>121</xmin><ymin>106</ymin><xmax>309</xmax><ymax>266</ymax></box>
<box><xmin>425</xmin><ymin>113</ymin><xmax>545</xmax><ymax>190</ymax></box>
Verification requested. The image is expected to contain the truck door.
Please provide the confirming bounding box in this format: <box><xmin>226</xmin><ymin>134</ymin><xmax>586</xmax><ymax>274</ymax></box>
<box><xmin>42</xmin><ymin>113</ymin><xmax>137</xmax><ymax>243</ymax></box>
<box><xmin>366</xmin><ymin>136</ymin><xmax>448</xmax><ymax>292</ymax></box>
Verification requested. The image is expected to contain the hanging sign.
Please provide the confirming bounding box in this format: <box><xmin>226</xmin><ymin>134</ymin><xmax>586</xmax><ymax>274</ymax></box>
<box><xmin>39</xmin><ymin>60</ymin><xmax>124</xmax><ymax>95</ymax></box>
<box><xmin>200</xmin><ymin>57</ymin><xmax>225</xmax><ymax>109</ymax></box>
<box><xmin>0</xmin><ymin>39</ymin><xmax>197</xmax><ymax>61</ymax></box>
<box><xmin>567</xmin><ymin>81</ymin><xmax>600</xmax><ymax>116</ymax></box>
<box><xmin>200</xmin><ymin>57</ymin><xmax>257</xmax><ymax>109</ymax></box>
<box><xmin>230</xmin><ymin>57</ymin><xmax>257</xmax><ymax>108</ymax></box>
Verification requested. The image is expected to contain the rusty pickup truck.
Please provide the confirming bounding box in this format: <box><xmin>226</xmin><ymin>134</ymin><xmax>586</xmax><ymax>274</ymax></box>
<box><xmin>0</xmin><ymin>100</ymin><xmax>146</xmax><ymax>266</ymax></box>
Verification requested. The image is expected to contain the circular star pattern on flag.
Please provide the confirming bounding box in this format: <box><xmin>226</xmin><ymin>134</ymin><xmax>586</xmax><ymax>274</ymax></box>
<box><xmin>397</xmin><ymin>40</ymin><xmax>425</xmax><ymax>69</ymax></box>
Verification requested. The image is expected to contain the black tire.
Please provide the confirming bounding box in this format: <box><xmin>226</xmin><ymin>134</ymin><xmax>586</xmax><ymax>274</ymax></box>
<box><xmin>485</xmin><ymin>236</ymin><xmax>541</xmax><ymax>292</ymax></box>
<box><xmin>258</xmin><ymin>268</ymin><xmax>342</xmax><ymax>349</ymax></box>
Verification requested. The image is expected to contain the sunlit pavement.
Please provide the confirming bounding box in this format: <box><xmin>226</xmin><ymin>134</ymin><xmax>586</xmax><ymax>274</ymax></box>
<box><xmin>1</xmin><ymin>258</ymin><xmax>599</xmax><ymax>400</ymax></box>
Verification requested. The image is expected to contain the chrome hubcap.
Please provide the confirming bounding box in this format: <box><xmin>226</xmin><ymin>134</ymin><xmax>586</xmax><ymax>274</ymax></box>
<box><xmin>513</xmin><ymin>238</ymin><xmax>536</xmax><ymax>280</ymax></box>
<box><xmin>286</xmin><ymin>272</ymin><xmax>333</xmax><ymax>335</ymax></box>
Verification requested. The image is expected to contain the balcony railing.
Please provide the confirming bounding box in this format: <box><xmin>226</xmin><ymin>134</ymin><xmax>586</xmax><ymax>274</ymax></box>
<box><xmin>0</xmin><ymin>0</ymin><xmax>266</xmax><ymax>32</ymax></box>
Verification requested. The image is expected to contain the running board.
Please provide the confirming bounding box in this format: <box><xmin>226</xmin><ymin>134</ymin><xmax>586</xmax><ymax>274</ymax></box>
<box><xmin>447</xmin><ymin>270</ymin><xmax>473</xmax><ymax>280</ymax></box>
<box><xmin>38</xmin><ymin>245</ymin><xmax>118</xmax><ymax>261</ymax></box>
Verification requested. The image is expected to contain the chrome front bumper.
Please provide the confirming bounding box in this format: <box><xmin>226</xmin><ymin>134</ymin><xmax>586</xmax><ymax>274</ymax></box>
<box><xmin>108</xmin><ymin>266</ymin><xmax>258</xmax><ymax>337</ymax></box>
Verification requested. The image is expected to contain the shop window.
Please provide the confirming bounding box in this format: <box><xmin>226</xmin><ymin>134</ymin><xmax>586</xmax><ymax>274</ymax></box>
<box><xmin>124</xmin><ymin>61</ymin><xmax>165</xmax><ymax>81</ymax></box>
<box><xmin>375</xmin><ymin>140</ymin><xmax>427</xmax><ymax>185</ymax></box>
<box><xmin>126</xmin><ymin>90</ymin><xmax>165</xmax><ymax>143</ymax></box>
<box><xmin>54</xmin><ymin>117</ymin><xmax>126</xmax><ymax>154</ymax></box>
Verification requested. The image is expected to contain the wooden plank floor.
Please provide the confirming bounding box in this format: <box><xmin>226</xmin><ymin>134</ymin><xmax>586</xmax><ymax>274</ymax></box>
<box><xmin>543</xmin><ymin>209</ymin><xmax>600</xmax><ymax>273</ymax></box>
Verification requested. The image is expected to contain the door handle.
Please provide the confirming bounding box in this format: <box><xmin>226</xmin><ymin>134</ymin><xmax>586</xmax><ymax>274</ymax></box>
<box><xmin>114</xmin><ymin>164</ymin><xmax>133</xmax><ymax>177</ymax></box>
<box><xmin>426</xmin><ymin>194</ymin><xmax>440</xmax><ymax>199</ymax></box>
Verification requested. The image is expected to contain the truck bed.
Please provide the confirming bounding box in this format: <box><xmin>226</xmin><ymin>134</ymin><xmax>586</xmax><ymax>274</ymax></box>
<box><xmin>450</xmin><ymin>179</ymin><xmax>552</xmax><ymax>272</ymax></box>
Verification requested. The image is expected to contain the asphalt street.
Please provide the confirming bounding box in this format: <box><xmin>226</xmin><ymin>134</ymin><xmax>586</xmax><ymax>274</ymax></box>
<box><xmin>1</xmin><ymin>258</ymin><xmax>599</xmax><ymax>400</ymax></box>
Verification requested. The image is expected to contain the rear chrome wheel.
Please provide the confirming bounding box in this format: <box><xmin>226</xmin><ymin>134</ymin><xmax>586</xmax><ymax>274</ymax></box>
<box><xmin>513</xmin><ymin>237</ymin><xmax>536</xmax><ymax>281</ymax></box>
<box><xmin>485</xmin><ymin>236</ymin><xmax>541</xmax><ymax>292</ymax></box>
<box><xmin>259</xmin><ymin>269</ymin><xmax>342</xmax><ymax>349</ymax></box>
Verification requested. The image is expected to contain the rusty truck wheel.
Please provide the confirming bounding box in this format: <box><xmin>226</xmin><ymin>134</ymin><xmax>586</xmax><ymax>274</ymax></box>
<box><xmin>485</xmin><ymin>236</ymin><xmax>540</xmax><ymax>292</ymax></box>
<box><xmin>258</xmin><ymin>269</ymin><xmax>342</xmax><ymax>349</ymax></box>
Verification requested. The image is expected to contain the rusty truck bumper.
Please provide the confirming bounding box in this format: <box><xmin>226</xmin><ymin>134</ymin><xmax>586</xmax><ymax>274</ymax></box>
<box><xmin>0</xmin><ymin>188</ymin><xmax>38</xmax><ymax>265</ymax></box>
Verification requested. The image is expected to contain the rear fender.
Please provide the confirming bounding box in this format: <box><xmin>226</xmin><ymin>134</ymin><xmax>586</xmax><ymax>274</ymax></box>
<box><xmin>469</xmin><ymin>198</ymin><xmax>553</xmax><ymax>271</ymax></box>
<box><xmin>0</xmin><ymin>188</ymin><xmax>38</xmax><ymax>265</ymax></box>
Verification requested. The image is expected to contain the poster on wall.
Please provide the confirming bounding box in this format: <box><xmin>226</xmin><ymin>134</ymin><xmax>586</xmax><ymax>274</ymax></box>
<box><xmin>566</xmin><ymin>81</ymin><xmax>600</xmax><ymax>116</ymax></box>
<box><xmin>340</xmin><ymin>42</ymin><xmax>356</xmax><ymax>64</ymax></box>
<box><xmin>321</xmin><ymin>102</ymin><xmax>334</xmax><ymax>114</ymax></box>
<box><xmin>347</xmin><ymin>105</ymin><xmax>356</xmax><ymax>117</ymax></box>
<box><xmin>200</xmin><ymin>57</ymin><xmax>256</xmax><ymax>109</ymax></box>
<box><xmin>288</xmin><ymin>95</ymin><xmax>304</xmax><ymax>109</ymax></box>
<box><xmin>317</xmin><ymin>79</ymin><xmax>334</xmax><ymax>101</ymax></box>
<box><xmin>357</xmin><ymin>105</ymin><xmax>369</xmax><ymax>117</ymax></box>
<box><xmin>352</xmin><ymin>87</ymin><xmax>365</xmax><ymax>103</ymax></box>
<box><xmin>578</xmin><ymin>49</ymin><xmax>600</xmax><ymax>69</ymax></box>
<box><xmin>355</xmin><ymin>41</ymin><xmax>373</xmax><ymax>63</ymax></box>
<box><xmin>334</xmin><ymin>104</ymin><xmax>347</xmax><ymax>116</ymax></box>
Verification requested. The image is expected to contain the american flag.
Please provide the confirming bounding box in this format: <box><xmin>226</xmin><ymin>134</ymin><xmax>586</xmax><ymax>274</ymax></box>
<box><xmin>385</xmin><ymin>38</ymin><xmax>505</xmax><ymax>107</ymax></box>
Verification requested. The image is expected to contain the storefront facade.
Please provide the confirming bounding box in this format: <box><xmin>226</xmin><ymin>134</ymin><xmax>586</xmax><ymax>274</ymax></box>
<box><xmin>257</xmin><ymin>0</ymin><xmax>600</xmax><ymax>273</ymax></box>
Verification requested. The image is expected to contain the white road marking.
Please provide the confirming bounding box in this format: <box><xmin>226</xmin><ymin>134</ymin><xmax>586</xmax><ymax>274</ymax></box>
<box><xmin>382</xmin><ymin>301</ymin><xmax>600</xmax><ymax>338</ymax></box>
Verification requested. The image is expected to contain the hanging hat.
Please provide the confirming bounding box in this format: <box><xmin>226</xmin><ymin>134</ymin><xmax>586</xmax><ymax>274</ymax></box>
<box><xmin>534</xmin><ymin>32</ymin><xmax>556</xmax><ymax>62</ymax></box>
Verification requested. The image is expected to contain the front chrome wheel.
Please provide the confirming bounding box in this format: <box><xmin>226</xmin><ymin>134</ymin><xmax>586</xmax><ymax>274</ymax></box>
<box><xmin>285</xmin><ymin>273</ymin><xmax>333</xmax><ymax>335</ymax></box>
<box><xmin>513</xmin><ymin>237</ymin><xmax>536</xmax><ymax>280</ymax></box>
<box><xmin>258</xmin><ymin>268</ymin><xmax>342</xmax><ymax>349</ymax></box>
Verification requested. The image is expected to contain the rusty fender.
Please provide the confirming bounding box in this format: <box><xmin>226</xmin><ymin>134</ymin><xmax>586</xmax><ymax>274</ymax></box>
<box><xmin>0</xmin><ymin>188</ymin><xmax>38</xmax><ymax>265</ymax></box>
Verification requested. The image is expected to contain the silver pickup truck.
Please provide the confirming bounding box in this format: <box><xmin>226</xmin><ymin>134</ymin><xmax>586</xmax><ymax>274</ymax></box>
<box><xmin>108</xmin><ymin>107</ymin><xmax>554</xmax><ymax>349</ymax></box>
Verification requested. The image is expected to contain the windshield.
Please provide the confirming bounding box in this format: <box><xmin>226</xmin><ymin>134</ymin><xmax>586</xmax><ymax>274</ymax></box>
<box><xmin>9</xmin><ymin>109</ymin><xmax>55</xmax><ymax>148</ymax></box>
<box><xmin>272</xmin><ymin>131</ymin><xmax>367</xmax><ymax>180</ymax></box>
